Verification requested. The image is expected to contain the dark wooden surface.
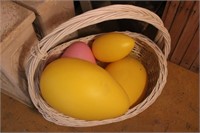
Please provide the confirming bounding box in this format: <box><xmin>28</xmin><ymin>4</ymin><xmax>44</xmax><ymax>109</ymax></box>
<box><xmin>162</xmin><ymin>1</ymin><xmax>199</xmax><ymax>73</ymax></box>
<box><xmin>170</xmin><ymin>2</ymin><xmax>199</xmax><ymax>64</ymax></box>
<box><xmin>180</xmin><ymin>27</ymin><xmax>199</xmax><ymax>69</ymax></box>
<box><xmin>168</xmin><ymin>1</ymin><xmax>194</xmax><ymax>57</ymax></box>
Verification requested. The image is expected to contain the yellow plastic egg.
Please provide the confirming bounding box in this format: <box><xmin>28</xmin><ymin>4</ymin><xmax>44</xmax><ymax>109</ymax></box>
<box><xmin>40</xmin><ymin>58</ymin><xmax>129</xmax><ymax>120</ymax></box>
<box><xmin>106</xmin><ymin>56</ymin><xmax>147</xmax><ymax>107</ymax></box>
<box><xmin>92</xmin><ymin>32</ymin><xmax>135</xmax><ymax>62</ymax></box>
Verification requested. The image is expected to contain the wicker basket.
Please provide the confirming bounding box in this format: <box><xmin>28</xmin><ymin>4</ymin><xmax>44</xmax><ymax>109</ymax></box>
<box><xmin>25</xmin><ymin>5</ymin><xmax>171</xmax><ymax>127</ymax></box>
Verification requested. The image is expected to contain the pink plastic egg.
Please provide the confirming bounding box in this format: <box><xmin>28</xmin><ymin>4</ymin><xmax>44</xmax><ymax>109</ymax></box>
<box><xmin>61</xmin><ymin>41</ymin><xmax>96</xmax><ymax>64</ymax></box>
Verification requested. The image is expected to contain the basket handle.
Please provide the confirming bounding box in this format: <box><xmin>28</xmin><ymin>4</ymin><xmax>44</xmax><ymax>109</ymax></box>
<box><xmin>37</xmin><ymin>4</ymin><xmax>171</xmax><ymax>59</ymax></box>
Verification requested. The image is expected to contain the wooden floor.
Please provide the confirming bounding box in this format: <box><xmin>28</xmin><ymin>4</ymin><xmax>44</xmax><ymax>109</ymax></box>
<box><xmin>1</xmin><ymin>62</ymin><xmax>199</xmax><ymax>132</ymax></box>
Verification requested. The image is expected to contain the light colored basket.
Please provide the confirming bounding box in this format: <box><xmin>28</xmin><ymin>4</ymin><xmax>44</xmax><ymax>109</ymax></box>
<box><xmin>25</xmin><ymin>5</ymin><xmax>171</xmax><ymax>127</ymax></box>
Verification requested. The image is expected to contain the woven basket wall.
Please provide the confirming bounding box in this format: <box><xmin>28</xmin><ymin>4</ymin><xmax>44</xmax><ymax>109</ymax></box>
<box><xmin>25</xmin><ymin>5</ymin><xmax>171</xmax><ymax>127</ymax></box>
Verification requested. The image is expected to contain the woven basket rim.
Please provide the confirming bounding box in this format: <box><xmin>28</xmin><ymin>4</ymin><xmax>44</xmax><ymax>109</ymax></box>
<box><xmin>25</xmin><ymin>4</ymin><xmax>171</xmax><ymax>127</ymax></box>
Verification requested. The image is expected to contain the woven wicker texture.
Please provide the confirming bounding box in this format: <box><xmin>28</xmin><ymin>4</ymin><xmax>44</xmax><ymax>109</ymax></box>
<box><xmin>25</xmin><ymin>5</ymin><xmax>171</xmax><ymax>127</ymax></box>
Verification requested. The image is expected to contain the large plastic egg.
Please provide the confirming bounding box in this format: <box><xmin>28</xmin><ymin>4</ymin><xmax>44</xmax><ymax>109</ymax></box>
<box><xmin>106</xmin><ymin>56</ymin><xmax>147</xmax><ymax>107</ymax></box>
<box><xmin>40</xmin><ymin>58</ymin><xmax>129</xmax><ymax>120</ymax></box>
<box><xmin>61</xmin><ymin>41</ymin><xmax>96</xmax><ymax>64</ymax></box>
<box><xmin>92</xmin><ymin>33</ymin><xmax>135</xmax><ymax>62</ymax></box>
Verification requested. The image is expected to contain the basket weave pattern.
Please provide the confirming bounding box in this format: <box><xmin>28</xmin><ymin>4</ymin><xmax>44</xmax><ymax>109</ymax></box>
<box><xmin>25</xmin><ymin>5</ymin><xmax>171</xmax><ymax>127</ymax></box>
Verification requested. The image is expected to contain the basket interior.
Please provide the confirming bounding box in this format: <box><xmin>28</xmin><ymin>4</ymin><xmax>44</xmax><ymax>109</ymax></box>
<box><xmin>132</xmin><ymin>38</ymin><xmax>160</xmax><ymax>97</ymax></box>
<box><xmin>33</xmin><ymin>32</ymin><xmax>161</xmax><ymax>121</ymax></box>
